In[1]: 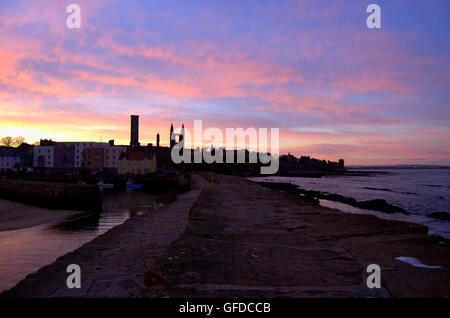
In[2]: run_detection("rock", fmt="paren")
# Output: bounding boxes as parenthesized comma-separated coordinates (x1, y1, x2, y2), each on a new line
(428, 212, 450, 221)
(324, 193, 358, 206)
(257, 181, 408, 215)
(364, 187, 394, 192)
(256, 182, 300, 195)
(357, 199, 408, 215)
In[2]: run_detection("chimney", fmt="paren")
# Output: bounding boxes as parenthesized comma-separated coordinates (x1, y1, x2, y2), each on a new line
(130, 115, 140, 148)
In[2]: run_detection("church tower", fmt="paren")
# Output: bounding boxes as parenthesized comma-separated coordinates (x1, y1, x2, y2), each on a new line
(179, 123, 184, 143)
(179, 124, 185, 155)
(170, 123, 175, 148)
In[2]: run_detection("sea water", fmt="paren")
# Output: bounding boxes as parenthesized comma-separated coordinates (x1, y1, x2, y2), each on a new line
(252, 168, 450, 238)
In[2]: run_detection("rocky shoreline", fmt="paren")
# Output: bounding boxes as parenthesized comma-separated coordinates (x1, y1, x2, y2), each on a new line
(257, 180, 450, 224)
(2, 174, 449, 298)
(257, 181, 409, 215)
(428, 212, 450, 221)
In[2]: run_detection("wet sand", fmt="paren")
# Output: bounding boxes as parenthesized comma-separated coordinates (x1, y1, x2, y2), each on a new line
(2, 174, 449, 298)
(0, 199, 78, 232)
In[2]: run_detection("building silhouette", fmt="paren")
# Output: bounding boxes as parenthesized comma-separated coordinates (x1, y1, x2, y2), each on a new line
(26, 115, 347, 176)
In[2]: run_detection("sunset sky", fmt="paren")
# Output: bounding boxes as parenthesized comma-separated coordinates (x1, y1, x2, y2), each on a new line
(1, 0, 449, 165)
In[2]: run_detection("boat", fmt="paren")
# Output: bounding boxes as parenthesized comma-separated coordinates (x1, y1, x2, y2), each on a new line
(126, 178, 143, 190)
(97, 180, 114, 189)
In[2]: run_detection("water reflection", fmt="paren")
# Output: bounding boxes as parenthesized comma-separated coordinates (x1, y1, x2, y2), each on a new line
(0, 189, 160, 293)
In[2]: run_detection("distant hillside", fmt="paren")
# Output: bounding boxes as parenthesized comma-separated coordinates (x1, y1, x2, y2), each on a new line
(347, 165, 450, 170)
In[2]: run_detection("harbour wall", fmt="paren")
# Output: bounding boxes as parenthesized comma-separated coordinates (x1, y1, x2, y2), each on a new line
(0, 179, 101, 211)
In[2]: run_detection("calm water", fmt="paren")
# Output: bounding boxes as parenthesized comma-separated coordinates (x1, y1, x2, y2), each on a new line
(0, 189, 160, 293)
(252, 169, 450, 238)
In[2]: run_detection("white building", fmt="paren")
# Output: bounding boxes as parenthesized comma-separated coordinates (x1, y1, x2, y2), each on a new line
(72, 142, 125, 172)
(73, 142, 107, 168)
(33, 146, 54, 168)
(0, 151, 20, 171)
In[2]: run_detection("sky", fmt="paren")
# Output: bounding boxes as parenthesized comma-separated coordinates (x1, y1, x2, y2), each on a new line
(0, 0, 449, 165)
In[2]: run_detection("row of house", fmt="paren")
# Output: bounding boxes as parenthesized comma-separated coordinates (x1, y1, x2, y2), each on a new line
(32, 139, 159, 175)
(33, 139, 128, 174)
(1, 142, 158, 176)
